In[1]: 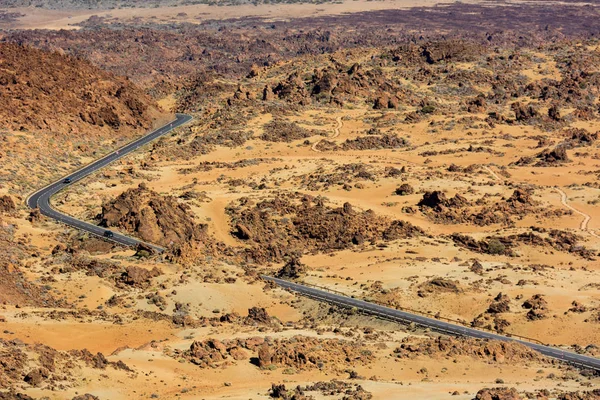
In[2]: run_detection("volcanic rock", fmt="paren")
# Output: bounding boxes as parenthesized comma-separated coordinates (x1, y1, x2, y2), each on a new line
(117, 266, 162, 289)
(395, 184, 415, 196)
(134, 242, 156, 258)
(228, 195, 423, 263)
(511, 101, 540, 123)
(470, 260, 484, 275)
(393, 336, 545, 364)
(522, 294, 548, 320)
(569, 301, 587, 313)
(488, 293, 511, 314)
(474, 387, 522, 400)
(100, 184, 207, 247)
(0, 196, 15, 214)
(0, 43, 162, 135)
(256, 336, 374, 371)
(276, 257, 307, 279)
(71, 395, 100, 400)
(557, 389, 600, 400)
(246, 307, 271, 325)
(535, 146, 570, 165)
(418, 278, 461, 297)
(260, 120, 320, 142)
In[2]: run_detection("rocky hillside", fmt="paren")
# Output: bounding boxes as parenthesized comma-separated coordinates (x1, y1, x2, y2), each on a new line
(0, 42, 163, 136)
(0, 42, 169, 195)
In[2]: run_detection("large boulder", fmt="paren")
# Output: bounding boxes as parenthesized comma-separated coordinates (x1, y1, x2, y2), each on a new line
(474, 387, 522, 400)
(117, 266, 161, 289)
(0, 196, 16, 214)
(99, 184, 207, 247)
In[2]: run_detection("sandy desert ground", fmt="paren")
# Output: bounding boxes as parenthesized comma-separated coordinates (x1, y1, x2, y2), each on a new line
(0, 0, 473, 30)
(1, 1, 600, 399)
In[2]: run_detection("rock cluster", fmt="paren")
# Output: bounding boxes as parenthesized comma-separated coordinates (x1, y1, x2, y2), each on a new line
(257, 336, 374, 371)
(219, 307, 274, 326)
(295, 163, 377, 192)
(392, 336, 546, 364)
(450, 228, 595, 259)
(417, 278, 462, 297)
(0, 339, 131, 391)
(0, 43, 161, 135)
(116, 266, 162, 290)
(522, 294, 549, 320)
(0, 196, 16, 214)
(100, 184, 207, 247)
(180, 335, 372, 372)
(269, 380, 373, 400)
(419, 189, 549, 227)
(471, 293, 512, 332)
(316, 134, 409, 151)
(0, 221, 65, 307)
(474, 388, 521, 400)
(261, 120, 323, 142)
(394, 184, 414, 196)
(266, 63, 415, 109)
(276, 257, 307, 279)
(228, 194, 424, 262)
(184, 338, 249, 368)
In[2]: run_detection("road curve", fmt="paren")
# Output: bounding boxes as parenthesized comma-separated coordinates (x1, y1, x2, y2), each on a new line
(25, 112, 600, 372)
(263, 275, 600, 372)
(27, 113, 193, 253)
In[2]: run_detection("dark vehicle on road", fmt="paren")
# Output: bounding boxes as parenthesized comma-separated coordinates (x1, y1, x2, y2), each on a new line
(27, 114, 191, 253)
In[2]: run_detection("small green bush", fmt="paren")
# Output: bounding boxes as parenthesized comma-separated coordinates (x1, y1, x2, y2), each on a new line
(421, 105, 436, 114)
(487, 239, 506, 255)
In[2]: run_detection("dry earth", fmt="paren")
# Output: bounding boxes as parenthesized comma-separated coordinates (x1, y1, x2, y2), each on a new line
(1, 2, 600, 399)
(1, 0, 463, 30)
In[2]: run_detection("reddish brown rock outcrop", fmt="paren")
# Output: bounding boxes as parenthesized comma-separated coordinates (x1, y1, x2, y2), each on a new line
(227, 194, 424, 262)
(474, 388, 522, 400)
(257, 336, 374, 371)
(116, 266, 162, 289)
(0, 196, 16, 214)
(0, 43, 163, 135)
(522, 294, 549, 320)
(260, 120, 322, 142)
(395, 183, 414, 196)
(557, 389, 600, 400)
(417, 278, 462, 297)
(0, 339, 131, 391)
(100, 184, 207, 247)
(393, 336, 546, 364)
(184, 339, 248, 368)
(276, 257, 307, 279)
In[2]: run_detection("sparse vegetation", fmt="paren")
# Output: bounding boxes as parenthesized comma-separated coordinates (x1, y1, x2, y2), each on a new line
(1, 1, 600, 398)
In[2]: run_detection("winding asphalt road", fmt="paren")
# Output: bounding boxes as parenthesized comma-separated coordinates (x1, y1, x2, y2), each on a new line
(262, 276, 600, 372)
(25, 111, 600, 373)
(27, 113, 193, 253)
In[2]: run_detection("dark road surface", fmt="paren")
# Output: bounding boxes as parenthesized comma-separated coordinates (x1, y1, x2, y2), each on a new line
(263, 275, 600, 372)
(27, 113, 193, 253)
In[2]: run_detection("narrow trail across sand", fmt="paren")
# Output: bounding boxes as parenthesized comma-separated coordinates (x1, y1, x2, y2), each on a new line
(483, 165, 598, 239)
(309, 117, 421, 166)
(311, 116, 343, 153)
(554, 187, 599, 238)
(483, 165, 502, 181)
